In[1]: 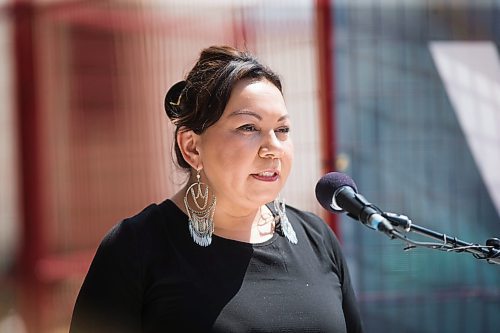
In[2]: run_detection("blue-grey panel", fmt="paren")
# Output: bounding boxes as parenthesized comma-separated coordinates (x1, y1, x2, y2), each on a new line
(334, 2, 500, 333)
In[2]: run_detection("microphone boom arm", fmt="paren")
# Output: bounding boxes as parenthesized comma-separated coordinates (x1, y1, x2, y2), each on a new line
(382, 211, 500, 265)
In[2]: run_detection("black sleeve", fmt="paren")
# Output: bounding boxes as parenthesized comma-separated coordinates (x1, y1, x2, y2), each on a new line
(325, 224, 364, 333)
(70, 220, 143, 333)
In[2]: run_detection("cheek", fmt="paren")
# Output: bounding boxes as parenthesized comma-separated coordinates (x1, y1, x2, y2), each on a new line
(282, 142, 294, 174)
(202, 136, 258, 172)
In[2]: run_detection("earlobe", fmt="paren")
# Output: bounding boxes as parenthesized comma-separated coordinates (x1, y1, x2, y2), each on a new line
(177, 127, 202, 169)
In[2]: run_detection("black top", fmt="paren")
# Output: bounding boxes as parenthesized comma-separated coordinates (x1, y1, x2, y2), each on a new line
(70, 200, 363, 333)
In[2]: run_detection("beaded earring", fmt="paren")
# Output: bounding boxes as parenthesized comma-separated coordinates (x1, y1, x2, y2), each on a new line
(274, 196, 297, 244)
(184, 170, 217, 246)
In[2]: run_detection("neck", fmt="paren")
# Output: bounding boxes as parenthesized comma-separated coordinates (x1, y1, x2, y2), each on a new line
(170, 189, 275, 243)
(212, 204, 275, 243)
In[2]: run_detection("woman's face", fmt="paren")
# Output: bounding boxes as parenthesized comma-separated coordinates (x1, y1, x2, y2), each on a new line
(197, 78, 293, 214)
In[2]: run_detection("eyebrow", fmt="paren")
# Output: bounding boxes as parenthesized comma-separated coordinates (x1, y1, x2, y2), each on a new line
(228, 110, 289, 122)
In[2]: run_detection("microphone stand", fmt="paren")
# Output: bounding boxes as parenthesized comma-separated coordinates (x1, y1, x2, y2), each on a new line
(380, 212, 500, 265)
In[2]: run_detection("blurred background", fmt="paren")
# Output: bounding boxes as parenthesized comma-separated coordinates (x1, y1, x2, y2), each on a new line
(0, 0, 499, 332)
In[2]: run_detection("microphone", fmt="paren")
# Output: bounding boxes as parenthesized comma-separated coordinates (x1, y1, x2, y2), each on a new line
(315, 172, 394, 234)
(315, 172, 500, 264)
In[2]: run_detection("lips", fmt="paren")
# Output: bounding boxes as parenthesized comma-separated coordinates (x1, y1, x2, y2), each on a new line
(251, 170, 280, 182)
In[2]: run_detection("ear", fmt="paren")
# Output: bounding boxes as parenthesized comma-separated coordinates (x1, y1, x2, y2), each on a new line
(177, 127, 202, 170)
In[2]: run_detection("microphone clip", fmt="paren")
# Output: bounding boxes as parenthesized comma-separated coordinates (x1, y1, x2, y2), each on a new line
(347, 193, 395, 236)
(382, 212, 412, 232)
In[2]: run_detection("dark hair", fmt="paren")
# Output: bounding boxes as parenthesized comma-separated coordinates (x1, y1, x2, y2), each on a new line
(164, 45, 283, 170)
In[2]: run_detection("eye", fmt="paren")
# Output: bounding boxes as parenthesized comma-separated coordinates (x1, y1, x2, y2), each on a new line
(276, 126, 290, 134)
(275, 126, 290, 140)
(238, 124, 258, 132)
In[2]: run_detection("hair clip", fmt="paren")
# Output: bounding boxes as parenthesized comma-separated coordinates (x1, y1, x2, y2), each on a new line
(164, 81, 188, 119)
(169, 93, 182, 106)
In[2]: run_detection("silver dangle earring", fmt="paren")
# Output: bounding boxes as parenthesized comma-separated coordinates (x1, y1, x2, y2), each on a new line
(184, 169, 216, 246)
(274, 196, 298, 244)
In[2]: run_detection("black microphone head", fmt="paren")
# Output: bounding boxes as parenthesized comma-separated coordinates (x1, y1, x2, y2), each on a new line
(315, 172, 358, 213)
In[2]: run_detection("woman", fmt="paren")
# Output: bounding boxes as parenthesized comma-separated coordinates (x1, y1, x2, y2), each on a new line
(70, 45, 363, 332)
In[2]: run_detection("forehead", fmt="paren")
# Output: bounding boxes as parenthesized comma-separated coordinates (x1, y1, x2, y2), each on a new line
(221, 78, 287, 119)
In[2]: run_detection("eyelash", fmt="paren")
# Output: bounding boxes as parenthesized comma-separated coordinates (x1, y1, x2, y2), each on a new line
(276, 127, 290, 133)
(237, 125, 291, 134)
(239, 124, 258, 132)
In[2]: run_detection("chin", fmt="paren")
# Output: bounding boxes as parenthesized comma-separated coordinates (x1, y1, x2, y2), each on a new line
(253, 193, 280, 206)
(242, 184, 284, 207)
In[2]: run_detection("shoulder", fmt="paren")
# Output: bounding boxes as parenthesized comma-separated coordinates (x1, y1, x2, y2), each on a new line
(83, 202, 174, 290)
(97, 199, 189, 267)
(93, 202, 168, 271)
(102, 201, 170, 247)
(285, 205, 338, 242)
(285, 205, 346, 272)
(111, 202, 163, 233)
(100, 202, 161, 244)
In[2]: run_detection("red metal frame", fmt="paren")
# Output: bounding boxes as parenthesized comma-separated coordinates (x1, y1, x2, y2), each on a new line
(315, 0, 339, 236)
(12, 1, 47, 331)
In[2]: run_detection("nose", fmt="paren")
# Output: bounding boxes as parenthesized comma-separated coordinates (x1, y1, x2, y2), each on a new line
(258, 131, 283, 159)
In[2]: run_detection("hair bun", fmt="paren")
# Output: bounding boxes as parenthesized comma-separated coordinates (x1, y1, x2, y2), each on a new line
(164, 80, 187, 120)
